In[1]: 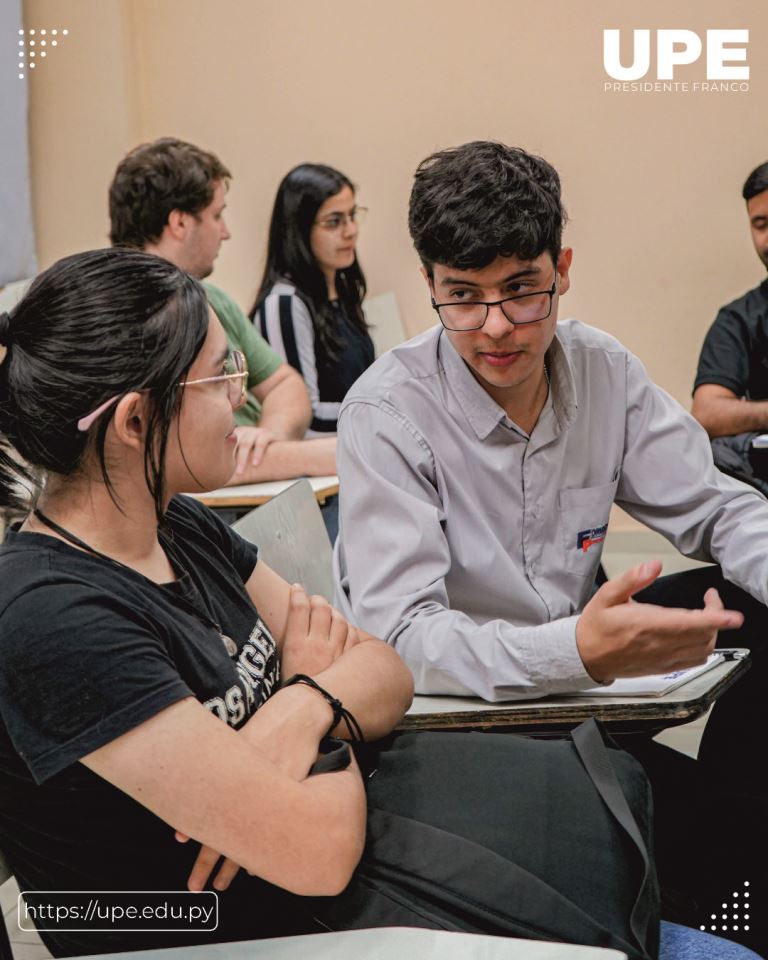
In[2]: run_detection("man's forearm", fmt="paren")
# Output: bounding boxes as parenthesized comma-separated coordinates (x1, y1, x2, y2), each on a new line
(257, 377, 312, 439)
(227, 437, 337, 484)
(354, 597, 591, 701)
(692, 394, 768, 438)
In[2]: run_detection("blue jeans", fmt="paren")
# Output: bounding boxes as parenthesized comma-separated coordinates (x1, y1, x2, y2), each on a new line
(660, 921, 764, 959)
(320, 493, 339, 544)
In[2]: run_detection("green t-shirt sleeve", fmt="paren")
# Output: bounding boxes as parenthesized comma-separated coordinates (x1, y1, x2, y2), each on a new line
(204, 282, 283, 386)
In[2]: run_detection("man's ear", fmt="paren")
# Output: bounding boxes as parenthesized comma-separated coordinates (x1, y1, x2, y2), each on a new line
(556, 247, 573, 296)
(111, 392, 149, 451)
(166, 209, 190, 243)
(420, 264, 435, 298)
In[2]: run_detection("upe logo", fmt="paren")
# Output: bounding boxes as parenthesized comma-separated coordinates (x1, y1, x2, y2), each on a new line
(603, 29, 749, 81)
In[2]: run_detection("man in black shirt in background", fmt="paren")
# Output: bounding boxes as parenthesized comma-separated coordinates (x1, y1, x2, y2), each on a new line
(692, 162, 768, 491)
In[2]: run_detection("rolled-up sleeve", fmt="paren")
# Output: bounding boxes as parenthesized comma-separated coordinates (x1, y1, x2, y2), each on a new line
(693, 308, 750, 396)
(336, 399, 594, 701)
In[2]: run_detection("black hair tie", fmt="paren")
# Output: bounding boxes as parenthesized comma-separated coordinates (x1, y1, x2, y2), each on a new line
(282, 673, 364, 742)
(0, 311, 11, 348)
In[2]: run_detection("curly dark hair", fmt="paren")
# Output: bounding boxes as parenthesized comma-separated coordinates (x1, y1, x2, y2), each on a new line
(408, 141, 567, 274)
(743, 162, 768, 203)
(109, 138, 231, 248)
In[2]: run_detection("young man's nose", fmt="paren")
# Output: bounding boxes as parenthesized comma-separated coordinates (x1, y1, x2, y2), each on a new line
(483, 302, 513, 337)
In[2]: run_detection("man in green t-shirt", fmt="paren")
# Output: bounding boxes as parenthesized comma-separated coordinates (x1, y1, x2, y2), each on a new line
(108, 138, 336, 484)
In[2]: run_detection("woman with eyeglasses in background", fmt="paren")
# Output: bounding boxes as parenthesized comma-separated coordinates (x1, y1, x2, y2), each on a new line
(250, 164, 375, 439)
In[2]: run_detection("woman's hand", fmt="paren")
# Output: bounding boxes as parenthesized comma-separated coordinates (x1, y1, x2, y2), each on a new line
(281, 584, 362, 680)
(177, 681, 345, 892)
(175, 832, 240, 892)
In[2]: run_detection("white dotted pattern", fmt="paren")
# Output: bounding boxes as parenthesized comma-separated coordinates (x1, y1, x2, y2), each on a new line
(699, 882, 754, 935)
(15, 27, 68, 79)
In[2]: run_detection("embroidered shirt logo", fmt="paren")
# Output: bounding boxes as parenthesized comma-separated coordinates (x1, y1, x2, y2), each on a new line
(577, 524, 608, 553)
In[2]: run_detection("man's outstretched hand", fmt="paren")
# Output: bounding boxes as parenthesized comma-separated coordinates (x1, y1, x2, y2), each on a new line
(576, 560, 743, 683)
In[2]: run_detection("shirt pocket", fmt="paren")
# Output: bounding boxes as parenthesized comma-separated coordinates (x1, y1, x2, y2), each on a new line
(557, 480, 618, 578)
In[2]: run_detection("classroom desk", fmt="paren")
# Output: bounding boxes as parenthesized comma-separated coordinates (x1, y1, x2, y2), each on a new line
(194, 475, 339, 509)
(399, 650, 750, 735)
(70, 926, 627, 960)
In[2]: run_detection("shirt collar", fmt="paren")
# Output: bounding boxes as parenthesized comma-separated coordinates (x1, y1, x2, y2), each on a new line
(438, 327, 579, 441)
(547, 332, 579, 432)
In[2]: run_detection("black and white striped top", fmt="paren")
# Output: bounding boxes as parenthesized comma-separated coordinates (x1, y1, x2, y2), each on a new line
(256, 281, 375, 437)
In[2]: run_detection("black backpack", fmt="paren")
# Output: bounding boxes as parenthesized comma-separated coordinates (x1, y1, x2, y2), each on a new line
(312, 719, 660, 959)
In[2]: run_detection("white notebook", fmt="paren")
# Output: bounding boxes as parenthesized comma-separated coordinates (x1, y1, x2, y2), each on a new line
(572, 653, 725, 698)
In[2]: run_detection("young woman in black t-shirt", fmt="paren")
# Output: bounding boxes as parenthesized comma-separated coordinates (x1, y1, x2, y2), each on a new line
(0, 249, 409, 955)
(0, 250, 754, 960)
(250, 164, 375, 438)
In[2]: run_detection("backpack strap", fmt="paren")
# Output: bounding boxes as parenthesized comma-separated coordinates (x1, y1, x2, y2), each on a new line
(572, 718, 659, 958)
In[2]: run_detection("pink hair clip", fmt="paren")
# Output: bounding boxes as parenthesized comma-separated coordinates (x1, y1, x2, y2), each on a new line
(77, 395, 120, 432)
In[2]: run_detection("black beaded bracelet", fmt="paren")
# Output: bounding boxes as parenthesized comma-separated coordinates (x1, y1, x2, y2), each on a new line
(282, 673, 364, 742)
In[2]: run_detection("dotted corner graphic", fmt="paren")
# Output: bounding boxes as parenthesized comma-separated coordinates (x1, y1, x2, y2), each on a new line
(17, 27, 69, 79)
(699, 881, 751, 935)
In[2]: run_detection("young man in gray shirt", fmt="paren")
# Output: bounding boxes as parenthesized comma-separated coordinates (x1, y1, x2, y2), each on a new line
(334, 141, 767, 952)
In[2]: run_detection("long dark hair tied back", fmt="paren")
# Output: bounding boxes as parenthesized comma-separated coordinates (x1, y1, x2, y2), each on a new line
(0, 248, 209, 522)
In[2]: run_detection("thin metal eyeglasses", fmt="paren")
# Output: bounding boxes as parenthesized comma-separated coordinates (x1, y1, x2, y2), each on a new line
(431, 277, 558, 332)
(314, 206, 368, 231)
(76, 350, 249, 432)
(179, 349, 248, 409)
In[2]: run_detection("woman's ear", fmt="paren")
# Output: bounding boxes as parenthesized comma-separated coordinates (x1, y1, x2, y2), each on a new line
(111, 392, 149, 450)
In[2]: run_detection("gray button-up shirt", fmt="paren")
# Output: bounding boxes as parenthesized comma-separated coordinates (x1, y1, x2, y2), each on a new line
(334, 320, 768, 701)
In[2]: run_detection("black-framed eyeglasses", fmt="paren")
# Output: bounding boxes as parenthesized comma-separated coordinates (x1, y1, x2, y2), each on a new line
(431, 278, 558, 332)
(314, 207, 368, 231)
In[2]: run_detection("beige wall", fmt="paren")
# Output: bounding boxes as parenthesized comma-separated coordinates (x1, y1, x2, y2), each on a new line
(23, 0, 768, 406)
